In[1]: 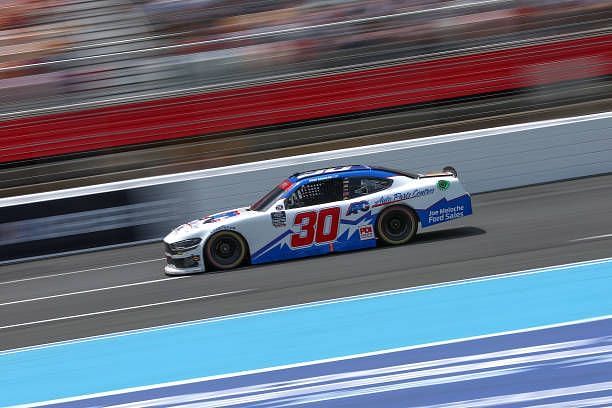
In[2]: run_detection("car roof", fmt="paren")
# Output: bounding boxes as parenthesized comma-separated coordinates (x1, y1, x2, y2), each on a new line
(288, 165, 417, 183)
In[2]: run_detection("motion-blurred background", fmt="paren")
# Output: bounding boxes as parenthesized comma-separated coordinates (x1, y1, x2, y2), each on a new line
(1, 4, 611, 405)
(0, 0, 611, 196)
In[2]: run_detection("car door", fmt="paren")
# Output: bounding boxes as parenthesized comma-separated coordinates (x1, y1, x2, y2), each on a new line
(283, 177, 347, 259)
(338, 176, 394, 247)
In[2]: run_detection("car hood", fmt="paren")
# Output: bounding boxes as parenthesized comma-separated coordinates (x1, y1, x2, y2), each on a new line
(164, 207, 253, 243)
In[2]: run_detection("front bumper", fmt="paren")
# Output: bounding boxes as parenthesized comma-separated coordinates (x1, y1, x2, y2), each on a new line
(165, 261, 204, 275)
(164, 243, 206, 275)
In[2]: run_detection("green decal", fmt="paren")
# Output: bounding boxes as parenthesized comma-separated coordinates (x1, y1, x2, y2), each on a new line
(437, 180, 450, 191)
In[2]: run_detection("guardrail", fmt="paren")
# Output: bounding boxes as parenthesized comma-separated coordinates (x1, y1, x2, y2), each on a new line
(1, 33, 611, 165)
(1, 111, 610, 264)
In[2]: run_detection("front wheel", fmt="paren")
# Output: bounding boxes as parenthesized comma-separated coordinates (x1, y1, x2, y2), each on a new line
(376, 205, 418, 245)
(205, 231, 248, 270)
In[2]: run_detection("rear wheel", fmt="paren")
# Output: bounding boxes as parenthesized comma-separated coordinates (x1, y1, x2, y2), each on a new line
(376, 205, 418, 245)
(205, 231, 248, 270)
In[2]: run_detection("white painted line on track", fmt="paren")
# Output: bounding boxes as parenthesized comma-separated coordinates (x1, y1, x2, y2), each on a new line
(0, 277, 188, 307)
(0, 290, 250, 331)
(0, 258, 164, 286)
(3, 256, 612, 355)
(571, 233, 612, 242)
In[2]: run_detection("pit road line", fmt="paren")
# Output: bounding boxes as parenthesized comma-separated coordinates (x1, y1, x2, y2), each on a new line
(0, 290, 251, 331)
(0, 258, 164, 286)
(0, 277, 188, 307)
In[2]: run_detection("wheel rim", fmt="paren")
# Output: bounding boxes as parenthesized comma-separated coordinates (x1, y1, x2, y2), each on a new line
(210, 235, 242, 266)
(382, 210, 413, 242)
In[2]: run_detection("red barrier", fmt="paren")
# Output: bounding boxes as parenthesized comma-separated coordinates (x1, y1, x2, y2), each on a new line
(1, 34, 611, 164)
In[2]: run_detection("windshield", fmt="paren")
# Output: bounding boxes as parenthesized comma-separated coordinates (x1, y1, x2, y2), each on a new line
(250, 179, 293, 211)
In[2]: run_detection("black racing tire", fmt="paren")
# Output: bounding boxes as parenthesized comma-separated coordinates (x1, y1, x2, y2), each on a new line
(205, 231, 248, 270)
(376, 205, 418, 245)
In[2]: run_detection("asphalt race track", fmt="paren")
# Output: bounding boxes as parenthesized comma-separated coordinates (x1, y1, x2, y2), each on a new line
(1, 174, 611, 351)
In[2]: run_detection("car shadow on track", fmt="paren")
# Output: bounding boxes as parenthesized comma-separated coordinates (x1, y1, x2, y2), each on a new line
(220, 226, 487, 275)
(414, 226, 486, 244)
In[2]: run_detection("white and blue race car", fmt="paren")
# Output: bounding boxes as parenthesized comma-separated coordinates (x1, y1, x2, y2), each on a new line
(164, 165, 472, 274)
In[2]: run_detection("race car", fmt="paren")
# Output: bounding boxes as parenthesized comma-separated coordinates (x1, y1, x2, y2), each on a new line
(164, 165, 472, 275)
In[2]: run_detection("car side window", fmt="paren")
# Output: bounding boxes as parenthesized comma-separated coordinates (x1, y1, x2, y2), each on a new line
(286, 178, 344, 209)
(345, 177, 392, 199)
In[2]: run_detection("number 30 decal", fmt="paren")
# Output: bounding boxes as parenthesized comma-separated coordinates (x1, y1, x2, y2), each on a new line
(291, 207, 341, 247)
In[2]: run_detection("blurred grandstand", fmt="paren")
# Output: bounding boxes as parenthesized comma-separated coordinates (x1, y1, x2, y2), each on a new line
(0, 0, 610, 197)
(1, 0, 610, 114)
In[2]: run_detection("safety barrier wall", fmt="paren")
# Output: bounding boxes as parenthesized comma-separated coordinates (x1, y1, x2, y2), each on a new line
(1, 34, 611, 164)
(0, 111, 610, 263)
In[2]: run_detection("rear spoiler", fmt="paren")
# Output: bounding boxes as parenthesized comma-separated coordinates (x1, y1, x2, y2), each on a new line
(418, 166, 458, 178)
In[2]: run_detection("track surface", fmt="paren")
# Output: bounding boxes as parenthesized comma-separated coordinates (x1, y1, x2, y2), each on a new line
(1, 174, 611, 351)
